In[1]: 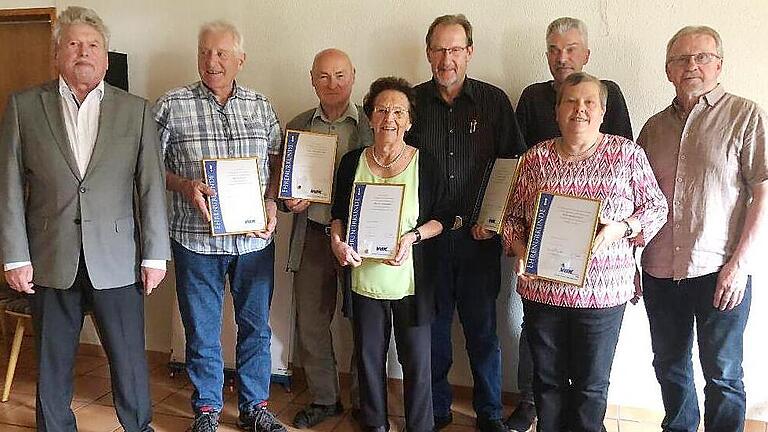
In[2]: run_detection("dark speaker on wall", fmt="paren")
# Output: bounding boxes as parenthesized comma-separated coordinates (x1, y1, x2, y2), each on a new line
(106, 51, 129, 92)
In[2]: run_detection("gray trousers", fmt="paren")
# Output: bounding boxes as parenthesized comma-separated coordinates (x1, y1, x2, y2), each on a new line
(294, 225, 358, 406)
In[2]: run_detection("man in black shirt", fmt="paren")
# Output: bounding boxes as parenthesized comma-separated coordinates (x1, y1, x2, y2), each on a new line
(516, 17, 633, 147)
(406, 14, 526, 432)
(505, 17, 633, 432)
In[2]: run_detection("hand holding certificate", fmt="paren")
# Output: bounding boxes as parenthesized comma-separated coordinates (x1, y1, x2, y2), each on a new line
(203, 158, 267, 236)
(346, 183, 405, 260)
(279, 130, 338, 203)
(476, 158, 520, 232)
(524, 192, 601, 287)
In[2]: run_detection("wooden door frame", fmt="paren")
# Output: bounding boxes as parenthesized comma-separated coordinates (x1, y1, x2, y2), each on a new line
(0, 7, 57, 80)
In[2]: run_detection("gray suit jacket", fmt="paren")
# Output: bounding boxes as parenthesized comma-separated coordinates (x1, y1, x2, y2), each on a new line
(0, 81, 171, 289)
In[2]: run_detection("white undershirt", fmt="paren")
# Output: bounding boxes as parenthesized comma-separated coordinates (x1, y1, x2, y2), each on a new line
(4, 78, 165, 272)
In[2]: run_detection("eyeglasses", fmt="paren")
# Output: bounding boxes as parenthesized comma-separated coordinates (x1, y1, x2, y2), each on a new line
(666, 52, 722, 67)
(428, 46, 468, 57)
(373, 106, 409, 119)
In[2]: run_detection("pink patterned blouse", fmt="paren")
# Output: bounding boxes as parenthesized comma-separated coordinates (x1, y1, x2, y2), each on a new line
(503, 135, 668, 308)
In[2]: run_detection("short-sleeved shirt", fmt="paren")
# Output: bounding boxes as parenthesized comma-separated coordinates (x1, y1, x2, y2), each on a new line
(407, 78, 526, 222)
(638, 85, 768, 279)
(516, 80, 633, 147)
(154, 81, 282, 255)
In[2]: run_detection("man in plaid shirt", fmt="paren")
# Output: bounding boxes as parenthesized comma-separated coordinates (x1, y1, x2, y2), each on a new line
(153, 20, 284, 432)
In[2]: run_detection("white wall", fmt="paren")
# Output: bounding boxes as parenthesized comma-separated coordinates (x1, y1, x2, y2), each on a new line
(2, 0, 766, 420)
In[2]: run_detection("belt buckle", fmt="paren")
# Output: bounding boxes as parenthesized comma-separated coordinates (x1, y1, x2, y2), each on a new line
(451, 215, 463, 230)
(324, 226, 331, 236)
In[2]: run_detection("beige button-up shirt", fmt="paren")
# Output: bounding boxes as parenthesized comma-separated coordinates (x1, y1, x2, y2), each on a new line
(638, 85, 768, 280)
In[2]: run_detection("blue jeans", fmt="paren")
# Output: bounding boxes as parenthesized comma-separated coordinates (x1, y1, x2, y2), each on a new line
(431, 229, 503, 420)
(524, 300, 625, 432)
(643, 272, 751, 432)
(172, 240, 275, 414)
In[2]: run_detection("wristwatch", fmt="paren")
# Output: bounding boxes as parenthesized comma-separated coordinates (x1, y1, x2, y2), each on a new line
(409, 227, 422, 244)
(622, 220, 633, 238)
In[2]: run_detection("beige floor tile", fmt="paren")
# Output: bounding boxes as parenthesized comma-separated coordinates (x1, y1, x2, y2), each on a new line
(745, 419, 768, 432)
(620, 420, 661, 432)
(605, 403, 619, 420)
(620, 405, 665, 423)
(0, 425, 35, 431)
(0, 391, 36, 428)
(603, 418, 619, 432)
(73, 403, 121, 432)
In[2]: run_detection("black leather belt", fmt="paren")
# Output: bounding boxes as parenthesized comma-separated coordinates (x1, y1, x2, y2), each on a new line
(307, 219, 331, 236)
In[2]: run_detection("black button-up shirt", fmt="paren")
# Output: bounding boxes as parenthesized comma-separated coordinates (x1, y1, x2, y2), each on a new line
(407, 77, 526, 222)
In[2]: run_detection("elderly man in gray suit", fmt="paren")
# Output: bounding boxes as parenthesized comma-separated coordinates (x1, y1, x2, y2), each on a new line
(0, 6, 170, 432)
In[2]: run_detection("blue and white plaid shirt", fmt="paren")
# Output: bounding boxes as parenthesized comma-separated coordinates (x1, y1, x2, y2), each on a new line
(154, 81, 282, 255)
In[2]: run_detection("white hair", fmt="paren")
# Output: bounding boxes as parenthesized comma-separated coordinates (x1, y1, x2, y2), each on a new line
(53, 6, 110, 49)
(199, 20, 245, 54)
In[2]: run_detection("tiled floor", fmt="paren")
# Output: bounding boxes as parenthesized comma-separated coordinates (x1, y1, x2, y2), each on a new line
(0, 338, 766, 431)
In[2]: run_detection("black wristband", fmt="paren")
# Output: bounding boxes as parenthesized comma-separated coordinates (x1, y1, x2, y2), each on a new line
(409, 227, 422, 244)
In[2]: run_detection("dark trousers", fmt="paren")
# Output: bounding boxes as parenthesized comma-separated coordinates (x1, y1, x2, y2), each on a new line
(431, 229, 503, 420)
(31, 258, 152, 432)
(352, 292, 433, 432)
(643, 272, 751, 432)
(524, 300, 625, 432)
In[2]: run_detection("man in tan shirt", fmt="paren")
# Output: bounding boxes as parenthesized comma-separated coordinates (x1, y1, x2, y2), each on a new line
(638, 26, 768, 432)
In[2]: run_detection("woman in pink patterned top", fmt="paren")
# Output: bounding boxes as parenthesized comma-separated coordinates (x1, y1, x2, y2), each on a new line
(502, 72, 667, 432)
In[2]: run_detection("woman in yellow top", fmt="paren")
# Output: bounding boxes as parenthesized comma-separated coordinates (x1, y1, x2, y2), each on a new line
(330, 77, 452, 432)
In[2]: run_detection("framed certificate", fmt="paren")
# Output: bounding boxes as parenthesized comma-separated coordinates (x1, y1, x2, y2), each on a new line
(476, 158, 520, 232)
(346, 183, 405, 260)
(524, 192, 601, 287)
(278, 129, 338, 204)
(203, 158, 267, 236)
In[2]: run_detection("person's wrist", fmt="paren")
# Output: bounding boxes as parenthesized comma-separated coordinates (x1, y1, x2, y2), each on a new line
(408, 227, 422, 244)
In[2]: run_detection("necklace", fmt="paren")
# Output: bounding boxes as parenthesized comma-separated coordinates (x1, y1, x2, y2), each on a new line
(559, 135, 601, 158)
(371, 143, 406, 169)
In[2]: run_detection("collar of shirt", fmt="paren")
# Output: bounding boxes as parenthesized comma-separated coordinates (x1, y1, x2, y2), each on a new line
(194, 80, 240, 106)
(425, 76, 478, 104)
(58, 76, 105, 106)
(312, 102, 359, 124)
(672, 83, 726, 117)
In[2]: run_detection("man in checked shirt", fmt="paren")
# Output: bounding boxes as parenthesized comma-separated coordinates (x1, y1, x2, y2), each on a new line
(153, 20, 285, 432)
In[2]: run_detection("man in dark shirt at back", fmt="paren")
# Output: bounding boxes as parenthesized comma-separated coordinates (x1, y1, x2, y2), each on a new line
(407, 13, 526, 432)
(505, 16, 633, 432)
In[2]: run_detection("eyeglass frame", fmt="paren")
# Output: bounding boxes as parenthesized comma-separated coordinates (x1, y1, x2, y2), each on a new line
(666, 52, 722, 67)
(427, 46, 469, 57)
(372, 105, 410, 119)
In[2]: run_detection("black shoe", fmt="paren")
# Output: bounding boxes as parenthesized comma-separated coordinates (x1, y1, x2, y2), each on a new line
(238, 405, 287, 432)
(477, 417, 510, 432)
(434, 412, 453, 430)
(189, 410, 219, 432)
(292, 401, 344, 428)
(504, 402, 536, 432)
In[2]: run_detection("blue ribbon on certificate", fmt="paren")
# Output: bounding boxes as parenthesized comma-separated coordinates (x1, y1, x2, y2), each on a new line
(204, 160, 227, 235)
(525, 192, 554, 275)
(279, 131, 299, 198)
(347, 184, 366, 252)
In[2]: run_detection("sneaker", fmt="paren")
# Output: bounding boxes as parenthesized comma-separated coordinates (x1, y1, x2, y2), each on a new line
(189, 409, 219, 432)
(434, 412, 453, 430)
(477, 417, 510, 432)
(504, 402, 536, 432)
(292, 401, 343, 428)
(238, 404, 287, 432)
